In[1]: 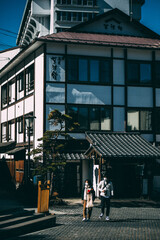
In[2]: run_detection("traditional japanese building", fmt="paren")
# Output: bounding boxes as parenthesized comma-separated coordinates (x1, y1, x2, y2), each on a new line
(1, 7, 160, 197)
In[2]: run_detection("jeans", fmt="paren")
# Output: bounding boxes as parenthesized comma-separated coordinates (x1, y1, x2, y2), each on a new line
(101, 196, 110, 216)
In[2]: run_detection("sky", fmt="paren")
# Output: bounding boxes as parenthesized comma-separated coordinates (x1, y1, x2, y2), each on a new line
(0, 0, 160, 51)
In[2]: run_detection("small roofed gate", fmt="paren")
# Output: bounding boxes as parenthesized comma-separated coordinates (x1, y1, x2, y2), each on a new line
(85, 132, 160, 198)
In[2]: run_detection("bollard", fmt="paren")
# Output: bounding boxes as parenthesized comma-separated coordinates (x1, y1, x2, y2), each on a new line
(37, 180, 50, 213)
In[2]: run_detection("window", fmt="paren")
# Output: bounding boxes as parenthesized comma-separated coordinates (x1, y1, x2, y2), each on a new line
(1, 84, 7, 108)
(127, 62, 151, 84)
(17, 72, 24, 92)
(26, 64, 34, 93)
(67, 57, 111, 84)
(8, 121, 15, 141)
(18, 118, 23, 134)
(62, 12, 67, 21)
(57, 12, 61, 21)
(155, 62, 160, 85)
(8, 79, 15, 105)
(72, 12, 77, 21)
(68, 106, 111, 131)
(127, 110, 152, 131)
(155, 109, 160, 132)
(1, 123, 7, 142)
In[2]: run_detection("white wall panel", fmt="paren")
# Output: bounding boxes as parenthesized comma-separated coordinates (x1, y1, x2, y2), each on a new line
(35, 51, 44, 148)
(113, 48, 124, 58)
(25, 96, 34, 114)
(67, 84, 111, 105)
(46, 43, 65, 54)
(113, 60, 125, 85)
(128, 87, 153, 107)
(113, 87, 125, 105)
(16, 101, 23, 118)
(113, 107, 125, 132)
(67, 45, 111, 57)
(8, 106, 15, 121)
(1, 109, 7, 123)
(141, 134, 153, 142)
(127, 49, 152, 60)
(156, 88, 160, 107)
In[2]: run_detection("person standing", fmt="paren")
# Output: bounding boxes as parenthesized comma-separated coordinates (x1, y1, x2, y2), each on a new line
(98, 174, 114, 221)
(82, 179, 95, 221)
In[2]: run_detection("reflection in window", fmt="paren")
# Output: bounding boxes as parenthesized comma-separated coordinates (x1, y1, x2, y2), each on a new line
(101, 108, 111, 130)
(79, 59, 88, 82)
(90, 108, 99, 130)
(68, 106, 111, 131)
(1, 84, 7, 108)
(127, 62, 152, 84)
(46, 83, 65, 103)
(46, 105, 65, 131)
(140, 64, 151, 83)
(90, 60, 99, 82)
(79, 108, 88, 129)
(140, 111, 152, 131)
(127, 110, 139, 131)
(100, 60, 111, 83)
(1, 123, 7, 142)
(127, 63, 139, 83)
(67, 58, 78, 81)
(127, 110, 152, 131)
(155, 62, 160, 85)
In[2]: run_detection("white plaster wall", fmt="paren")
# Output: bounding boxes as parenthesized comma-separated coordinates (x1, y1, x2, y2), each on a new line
(113, 48, 124, 58)
(46, 43, 65, 54)
(156, 88, 160, 107)
(128, 87, 153, 107)
(16, 101, 24, 118)
(127, 49, 152, 60)
(113, 87, 125, 105)
(24, 96, 34, 114)
(8, 106, 15, 121)
(113, 60, 125, 85)
(113, 107, 125, 132)
(67, 84, 111, 105)
(67, 45, 111, 57)
(1, 109, 7, 123)
(34, 49, 44, 148)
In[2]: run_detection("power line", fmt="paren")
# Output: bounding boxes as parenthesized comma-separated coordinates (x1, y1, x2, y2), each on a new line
(0, 42, 14, 48)
(0, 32, 17, 38)
(0, 28, 17, 35)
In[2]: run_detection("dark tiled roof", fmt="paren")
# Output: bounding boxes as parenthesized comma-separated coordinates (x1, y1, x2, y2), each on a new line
(58, 153, 86, 161)
(6, 147, 25, 155)
(86, 132, 160, 158)
(39, 32, 160, 49)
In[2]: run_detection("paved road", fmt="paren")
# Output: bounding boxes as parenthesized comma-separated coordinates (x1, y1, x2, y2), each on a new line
(8, 199, 160, 240)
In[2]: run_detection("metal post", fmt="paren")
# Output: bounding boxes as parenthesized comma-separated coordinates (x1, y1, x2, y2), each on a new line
(27, 119, 31, 180)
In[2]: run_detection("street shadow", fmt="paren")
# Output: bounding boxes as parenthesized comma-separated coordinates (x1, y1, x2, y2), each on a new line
(110, 200, 160, 208)
(90, 218, 160, 223)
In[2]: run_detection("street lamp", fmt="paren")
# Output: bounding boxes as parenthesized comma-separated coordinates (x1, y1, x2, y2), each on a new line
(24, 114, 36, 181)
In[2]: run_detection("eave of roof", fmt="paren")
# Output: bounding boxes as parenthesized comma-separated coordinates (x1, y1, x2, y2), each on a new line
(85, 132, 160, 159)
(39, 32, 160, 49)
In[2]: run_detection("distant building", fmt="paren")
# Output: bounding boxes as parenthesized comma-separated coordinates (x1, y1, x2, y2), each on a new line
(1, 6, 160, 198)
(16, 0, 145, 47)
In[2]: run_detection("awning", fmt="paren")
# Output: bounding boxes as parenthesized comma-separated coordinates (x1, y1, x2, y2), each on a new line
(86, 132, 160, 158)
(0, 141, 16, 153)
(6, 147, 25, 155)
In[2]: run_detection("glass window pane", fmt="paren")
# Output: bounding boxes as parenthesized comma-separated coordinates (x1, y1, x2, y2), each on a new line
(140, 111, 152, 131)
(127, 110, 139, 131)
(155, 62, 160, 85)
(90, 60, 99, 82)
(156, 110, 160, 132)
(79, 107, 88, 130)
(67, 106, 78, 123)
(46, 105, 65, 131)
(127, 63, 139, 83)
(100, 60, 111, 83)
(140, 63, 151, 83)
(67, 58, 78, 81)
(46, 83, 65, 103)
(1, 84, 7, 108)
(101, 108, 111, 130)
(79, 59, 88, 82)
(90, 108, 99, 130)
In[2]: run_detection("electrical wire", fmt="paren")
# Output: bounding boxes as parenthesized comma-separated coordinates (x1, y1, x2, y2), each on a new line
(0, 32, 17, 38)
(0, 28, 17, 35)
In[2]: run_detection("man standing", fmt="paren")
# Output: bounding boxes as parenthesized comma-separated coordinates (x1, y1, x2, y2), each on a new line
(98, 174, 114, 221)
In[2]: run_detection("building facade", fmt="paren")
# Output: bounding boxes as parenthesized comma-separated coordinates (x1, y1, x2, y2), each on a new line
(1, 8, 160, 197)
(16, 0, 145, 46)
